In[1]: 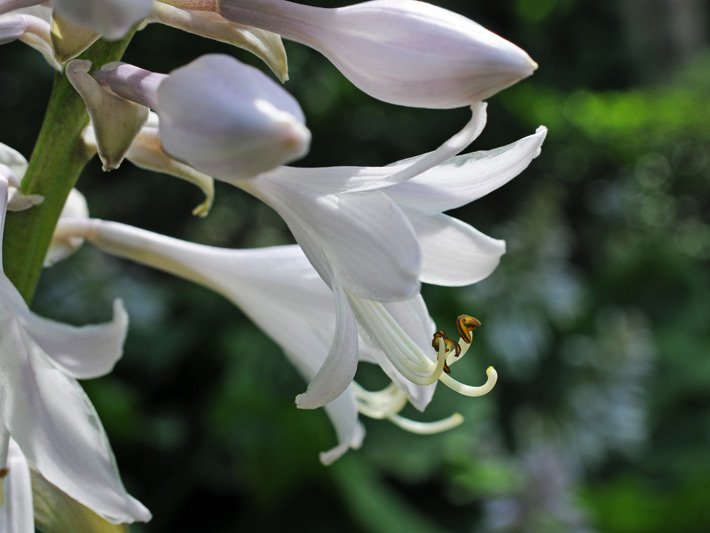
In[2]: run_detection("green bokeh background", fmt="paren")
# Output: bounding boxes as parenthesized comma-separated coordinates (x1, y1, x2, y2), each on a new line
(1, 1, 710, 531)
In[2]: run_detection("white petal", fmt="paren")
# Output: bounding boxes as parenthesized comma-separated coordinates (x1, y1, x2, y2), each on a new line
(295, 285, 359, 409)
(387, 126, 548, 214)
(45, 188, 89, 266)
(57, 219, 366, 457)
(157, 54, 309, 181)
(256, 102, 487, 194)
(353, 294, 437, 411)
(319, 390, 365, 465)
(0, 318, 150, 524)
(20, 299, 128, 379)
(54, 0, 151, 40)
(404, 210, 506, 286)
(247, 178, 421, 301)
(0, 142, 27, 179)
(0, 440, 33, 533)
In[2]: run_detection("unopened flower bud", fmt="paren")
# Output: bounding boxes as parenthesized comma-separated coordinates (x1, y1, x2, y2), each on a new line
(217, 0, 537, 109)
(157, 54, 310, 181)
(94, 54, 310, 181)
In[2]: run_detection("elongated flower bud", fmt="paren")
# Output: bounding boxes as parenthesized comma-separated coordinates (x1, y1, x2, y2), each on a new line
(93, 54, 310, 180)
(217, 0, 537, 108)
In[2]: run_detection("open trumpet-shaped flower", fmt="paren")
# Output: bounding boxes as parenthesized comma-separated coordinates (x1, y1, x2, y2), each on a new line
(71, 54, 310, 180)
(0, 0, 151, 40)
(53, 219, 478, 464)
(0, 176, 150, 525)
(59, 108, 545, 411)
(215, 0, 537, 108)
(234, 105, 546, 407)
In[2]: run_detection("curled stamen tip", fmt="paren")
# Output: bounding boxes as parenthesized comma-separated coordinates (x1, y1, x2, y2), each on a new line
(486, 366, 498, 381)
(456, 314, 481, 344)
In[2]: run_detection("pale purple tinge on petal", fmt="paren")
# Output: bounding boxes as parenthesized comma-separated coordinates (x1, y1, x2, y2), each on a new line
(0, 318, 151, 524)
(218, 0, 536, 108)
(0, 13, 25, 43)
(0, 440, 33, 533)
(53, 0, 152, 40)
(0, 11, 59, 69)
(157, 54, 310, 181)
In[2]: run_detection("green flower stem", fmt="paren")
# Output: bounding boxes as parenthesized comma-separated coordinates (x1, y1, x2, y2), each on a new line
(2, 35, 134, 304)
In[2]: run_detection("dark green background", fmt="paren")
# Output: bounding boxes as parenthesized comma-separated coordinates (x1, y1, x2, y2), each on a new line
(1, 1, 709, 531)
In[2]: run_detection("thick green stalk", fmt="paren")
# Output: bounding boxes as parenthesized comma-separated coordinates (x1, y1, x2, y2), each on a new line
(2, 35, 134, 304)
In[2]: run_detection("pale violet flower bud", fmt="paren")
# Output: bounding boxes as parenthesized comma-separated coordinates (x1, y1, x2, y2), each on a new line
(217, 0, 538, 108)
(0, 0, 151, 39)
(91, 54, 311, 181)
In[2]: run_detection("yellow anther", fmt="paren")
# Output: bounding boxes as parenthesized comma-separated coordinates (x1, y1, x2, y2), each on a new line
(431, 330, 461, 357)
(456, 314, 481, 344)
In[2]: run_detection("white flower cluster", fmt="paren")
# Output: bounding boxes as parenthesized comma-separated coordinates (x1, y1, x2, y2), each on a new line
(0, 0, 546, 529)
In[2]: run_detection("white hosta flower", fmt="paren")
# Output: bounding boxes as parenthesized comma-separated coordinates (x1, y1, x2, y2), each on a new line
(77, 54, 311, 180)
(0, 6, 60, 70)
(53, 219, 470, 464)
(0, 0, 152, 40)
(217, 0, 537, 108)
(0, 177, 151, 525)
(235, 105, 546, 407)
(66, 105, 546, 410)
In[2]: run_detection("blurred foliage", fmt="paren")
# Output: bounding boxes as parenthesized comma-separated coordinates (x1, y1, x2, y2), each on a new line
(2, 0, 710, 531)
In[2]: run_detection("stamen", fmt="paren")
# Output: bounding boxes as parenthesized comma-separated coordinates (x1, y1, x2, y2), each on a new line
(432, 330, 461, 357)
(0, 467, 7, 479)
(387, 413, 464, 434)
(456, 314, 481, 344)
(440, 366, 498, 397)
(353, 382, 465, 435)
